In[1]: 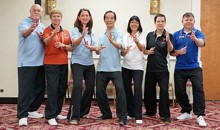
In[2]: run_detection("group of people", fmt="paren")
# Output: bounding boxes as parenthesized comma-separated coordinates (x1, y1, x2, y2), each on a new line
(17, 4, 207, 127)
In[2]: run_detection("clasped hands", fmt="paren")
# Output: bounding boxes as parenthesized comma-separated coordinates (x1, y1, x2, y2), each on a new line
(54, 42, 66, 48)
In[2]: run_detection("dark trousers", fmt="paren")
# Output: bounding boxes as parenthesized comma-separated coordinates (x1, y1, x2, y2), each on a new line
(96, 71, 127, 121)
(67, 63, 95, 121)
(122, 67, 143, 120)
(44, 64, 68, 119)
(174, 67, 205, 116)
(144, 71, 170, 118)
(17, 66, 45, 119)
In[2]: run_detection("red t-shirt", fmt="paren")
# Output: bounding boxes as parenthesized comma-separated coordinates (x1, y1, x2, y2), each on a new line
(43, 26, 72, 64)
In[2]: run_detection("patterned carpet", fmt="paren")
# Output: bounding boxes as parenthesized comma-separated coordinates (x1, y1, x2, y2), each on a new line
(0, 101, 220, 130)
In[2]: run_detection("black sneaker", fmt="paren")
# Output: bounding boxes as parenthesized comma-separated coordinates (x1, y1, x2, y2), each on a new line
(164, 117, 171, 123)
(97, 115, 112, 120)
(119, 120, 126, 126)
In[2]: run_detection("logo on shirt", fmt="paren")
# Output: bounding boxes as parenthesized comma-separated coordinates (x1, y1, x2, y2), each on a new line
(64, 34, 69, 38)
(179, 35, 184, 38)
(161, 38, 166, 44)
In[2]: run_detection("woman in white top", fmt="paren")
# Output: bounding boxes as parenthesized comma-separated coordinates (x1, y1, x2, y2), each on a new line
(121, 16, 146, 124)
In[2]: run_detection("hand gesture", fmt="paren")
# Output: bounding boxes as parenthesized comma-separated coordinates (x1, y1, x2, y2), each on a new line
(83, 41, 93, 50)
(54, 42, 65, 48)
(107, 31, 114, 43)
(96, 44, 106, 51)
(179, 46, 187, 55)
(95, 44, 106, 54)
(188, 30, 197, 42)
(36, 31, 43, 40)
(52, 25, 60, 34)
(148, 47, 155, 55)
(131, 34, 138, 43)
(82, 25, 88, 37)
(124, 45, 132, 53)
(165, 31, 170, 43)
(30, 20, 39, 31)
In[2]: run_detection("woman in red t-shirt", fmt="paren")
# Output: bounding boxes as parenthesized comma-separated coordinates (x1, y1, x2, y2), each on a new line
(42, 8, 72, 126)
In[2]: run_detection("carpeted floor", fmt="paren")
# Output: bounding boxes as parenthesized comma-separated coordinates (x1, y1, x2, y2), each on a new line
(0, 101, 220, 130)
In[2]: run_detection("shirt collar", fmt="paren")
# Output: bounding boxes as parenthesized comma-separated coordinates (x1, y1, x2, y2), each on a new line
(27, 17, 40, 23)
(50, 24, 63, 32)
(129, 31, 140, 37)
(153, 29, 166, 37)
(104, 27, 117, 35)
(181, 27, 196, 34)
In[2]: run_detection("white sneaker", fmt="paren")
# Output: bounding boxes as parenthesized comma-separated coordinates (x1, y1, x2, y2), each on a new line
(28, 111, 43, 118)
(196, 116, 207, 127)
(19, 118, 28, 126)
(136, 120, 143, 124)
(48, 118, 58, 126)
(56, 114, 67, 120)
(177, 112, 192, 120)
(82, 115, 87, 118)
(127, 116, 133, 119)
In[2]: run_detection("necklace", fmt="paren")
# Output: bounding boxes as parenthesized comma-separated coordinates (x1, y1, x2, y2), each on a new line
(83, 34, 92, 46)
(127, 32, 141, 52)
(55, 31, 64, 44)
(179, 30, 196, 46)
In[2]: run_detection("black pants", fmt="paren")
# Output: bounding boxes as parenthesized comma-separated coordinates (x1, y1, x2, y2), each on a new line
(122, 67, 143, 120)
(67, 63, 95, 121)
(17, 66, 45, 119)
(96, 71, 127, 121)
(44, 64, 68, 119)
(144, 71, 170, 118)
(174, 67, 205, 116)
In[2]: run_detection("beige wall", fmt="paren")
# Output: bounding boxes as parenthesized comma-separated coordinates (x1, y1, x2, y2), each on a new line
(41, 0, 192, 38)
(0, 0, 34, 97)
(0, 0, 197, 97)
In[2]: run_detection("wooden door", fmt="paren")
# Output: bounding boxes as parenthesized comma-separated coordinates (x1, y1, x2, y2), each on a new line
(201, 0, 220, 100)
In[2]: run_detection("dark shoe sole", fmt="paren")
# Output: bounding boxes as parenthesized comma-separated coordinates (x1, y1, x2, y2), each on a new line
(143, 113, 156, 117)
(164, 118, 171, 123)
(97, 115, 112, 120)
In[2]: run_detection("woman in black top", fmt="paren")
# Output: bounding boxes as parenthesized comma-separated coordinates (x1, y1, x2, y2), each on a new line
(143, 14, 173, 123)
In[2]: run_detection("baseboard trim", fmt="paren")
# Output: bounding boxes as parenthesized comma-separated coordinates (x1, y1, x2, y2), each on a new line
(0, 97, 17, 104)
(0, 98, 48, 104)
(0, 97, 177, 104)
